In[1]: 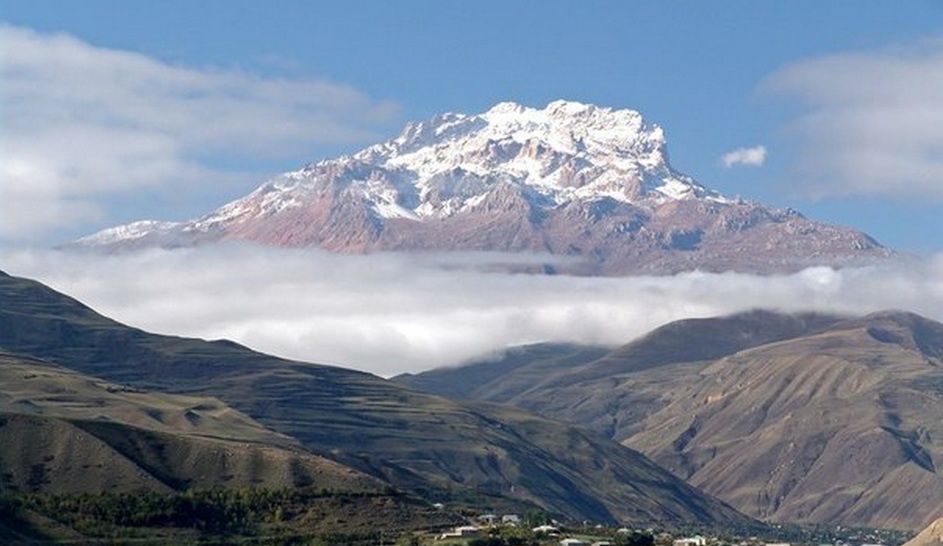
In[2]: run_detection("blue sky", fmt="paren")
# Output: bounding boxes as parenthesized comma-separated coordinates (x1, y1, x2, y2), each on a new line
(2, 0, 943, 252)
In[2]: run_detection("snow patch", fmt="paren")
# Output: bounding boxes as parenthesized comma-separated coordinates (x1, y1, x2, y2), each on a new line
(77, 220, 180, 245)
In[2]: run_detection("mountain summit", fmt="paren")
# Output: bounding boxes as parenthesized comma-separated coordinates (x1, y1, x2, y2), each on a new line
(77, 100, 890, 274)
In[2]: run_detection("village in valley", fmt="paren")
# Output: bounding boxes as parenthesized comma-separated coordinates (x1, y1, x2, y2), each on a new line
(400, 510, 915, 546)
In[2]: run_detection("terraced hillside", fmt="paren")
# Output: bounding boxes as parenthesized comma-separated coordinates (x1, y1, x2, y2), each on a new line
(0, 350, 378, 494)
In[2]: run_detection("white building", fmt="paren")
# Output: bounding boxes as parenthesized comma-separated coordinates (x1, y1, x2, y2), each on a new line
(455, 526, 480, 537)
(438, 525, 481, 539)
(560, 539, 588, 546)
(533, 524, 560, 535)
(502, 514, 522, 525)
(675, 536, 707, 546)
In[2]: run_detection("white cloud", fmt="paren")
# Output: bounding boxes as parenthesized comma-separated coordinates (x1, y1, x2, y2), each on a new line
(0, 25, 399, 239)
(3, 246, 943, 377)
(764, 39, 943, 198)
(721, 145, 767, 168)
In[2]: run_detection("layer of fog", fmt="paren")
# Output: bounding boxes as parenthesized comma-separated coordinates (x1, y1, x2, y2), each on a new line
(3, 245, 942, 377)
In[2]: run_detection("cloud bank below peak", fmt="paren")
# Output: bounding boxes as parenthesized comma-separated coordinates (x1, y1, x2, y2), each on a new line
(0, 25, 399, 240)
(2, 245, 942, 377)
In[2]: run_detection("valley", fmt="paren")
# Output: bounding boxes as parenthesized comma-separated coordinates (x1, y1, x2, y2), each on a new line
(0, 269, 756, 543)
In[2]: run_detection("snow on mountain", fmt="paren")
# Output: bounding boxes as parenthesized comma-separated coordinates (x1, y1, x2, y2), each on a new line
(189, 100, 727, 227)
(74, 100, 891, 275)
(77, 220, 182, 245)
(363, 99, 730, 211)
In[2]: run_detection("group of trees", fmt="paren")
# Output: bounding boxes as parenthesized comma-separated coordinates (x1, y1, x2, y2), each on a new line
(5, 486, 393, 539)
(18, 488, 299, 534)
(1, 487, 663, 546)
(614, 530, 656, 546)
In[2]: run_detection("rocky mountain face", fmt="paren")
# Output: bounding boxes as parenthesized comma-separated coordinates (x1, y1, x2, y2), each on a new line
(0, 269, 753, 527)
(397, 310, 943, 530)
(76, 100, 889, 274)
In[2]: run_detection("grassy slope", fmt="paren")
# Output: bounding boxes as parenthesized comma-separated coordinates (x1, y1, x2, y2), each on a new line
(0, 270, 751, 526)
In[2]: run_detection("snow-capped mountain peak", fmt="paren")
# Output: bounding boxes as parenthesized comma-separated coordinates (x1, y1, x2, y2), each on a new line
(74, 100, 890, 275)
(274, 99, 728, 223)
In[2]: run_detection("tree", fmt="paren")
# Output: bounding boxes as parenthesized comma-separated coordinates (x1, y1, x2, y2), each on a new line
(615, 531, 655, 546)
(523, 509, 551, 528)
